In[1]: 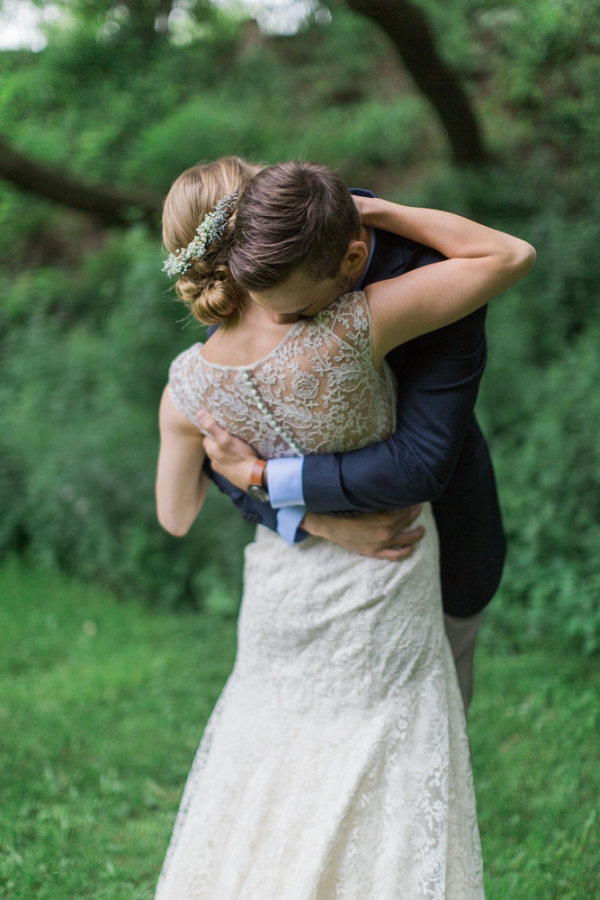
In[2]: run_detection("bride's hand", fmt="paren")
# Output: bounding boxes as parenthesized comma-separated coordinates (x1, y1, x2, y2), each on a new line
(197, 410, 258, 492)
(351, 193, 383, 226)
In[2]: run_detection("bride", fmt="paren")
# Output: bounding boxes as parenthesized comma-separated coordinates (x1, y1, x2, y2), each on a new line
(154, 158, 535, 900)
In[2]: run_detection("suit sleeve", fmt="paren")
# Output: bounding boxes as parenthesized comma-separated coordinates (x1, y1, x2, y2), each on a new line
(301, 306, 488, 514)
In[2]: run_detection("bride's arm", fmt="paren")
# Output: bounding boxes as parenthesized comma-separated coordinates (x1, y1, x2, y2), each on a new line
(357, 197, 536, 367)
(156, 387, 210, 536)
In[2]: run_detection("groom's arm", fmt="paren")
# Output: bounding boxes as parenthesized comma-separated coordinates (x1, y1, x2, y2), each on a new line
(202, 303, 488, 542)
(268, 306, 487, 525)
(268, 194, 487, 524)
(202, 214, 487, 542)
(201, 423, 424, 559)
(204, 305, 488, 547)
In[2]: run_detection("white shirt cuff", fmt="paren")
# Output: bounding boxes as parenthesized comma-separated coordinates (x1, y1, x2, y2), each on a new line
(276, 506, 307, 546)
(266, 457, 305, 508)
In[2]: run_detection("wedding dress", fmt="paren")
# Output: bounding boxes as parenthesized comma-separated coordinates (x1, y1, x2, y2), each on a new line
(156, 292, 485, 900)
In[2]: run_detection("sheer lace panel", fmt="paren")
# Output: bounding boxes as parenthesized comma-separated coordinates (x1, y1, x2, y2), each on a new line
(168, 292, 397, 459)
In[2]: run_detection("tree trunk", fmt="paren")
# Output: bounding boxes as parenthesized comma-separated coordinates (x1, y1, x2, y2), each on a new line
(0, 136, 163, 227)
(346, 0, 488, 166)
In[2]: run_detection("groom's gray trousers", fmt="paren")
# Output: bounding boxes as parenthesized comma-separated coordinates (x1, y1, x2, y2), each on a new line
(443, 611, 484, 715)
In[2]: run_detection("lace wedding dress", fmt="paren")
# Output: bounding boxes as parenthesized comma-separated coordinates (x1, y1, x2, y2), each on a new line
(156, 292, 485, 900)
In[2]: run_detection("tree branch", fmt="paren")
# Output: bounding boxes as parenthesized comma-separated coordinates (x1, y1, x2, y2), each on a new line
(346, 0, 488, 166)
(0, 136, 163, 227)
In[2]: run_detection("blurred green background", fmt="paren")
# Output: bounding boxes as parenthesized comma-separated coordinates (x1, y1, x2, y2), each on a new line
(0, 0, 599, 896)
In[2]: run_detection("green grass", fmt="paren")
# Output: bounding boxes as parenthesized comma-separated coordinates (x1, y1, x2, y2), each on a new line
(472, 638, 600, 898)
(0, 560, 598, 899)
(0, 560, 237, 899)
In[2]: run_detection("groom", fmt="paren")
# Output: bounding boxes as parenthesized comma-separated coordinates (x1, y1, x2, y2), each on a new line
(197, 162, 506, 714)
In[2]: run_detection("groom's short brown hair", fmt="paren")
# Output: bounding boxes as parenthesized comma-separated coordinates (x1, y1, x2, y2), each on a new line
(229, 161, 361, 290)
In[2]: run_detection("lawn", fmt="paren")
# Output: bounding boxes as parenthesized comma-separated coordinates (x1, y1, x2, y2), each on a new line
(0, 559, 598, 899)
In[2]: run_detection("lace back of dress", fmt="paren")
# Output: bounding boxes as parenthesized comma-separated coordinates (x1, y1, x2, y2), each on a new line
(168, 292, 397, 459)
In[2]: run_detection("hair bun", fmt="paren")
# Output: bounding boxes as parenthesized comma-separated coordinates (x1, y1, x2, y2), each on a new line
(162, 157, 262, 327)
(176, 261, 243, 326)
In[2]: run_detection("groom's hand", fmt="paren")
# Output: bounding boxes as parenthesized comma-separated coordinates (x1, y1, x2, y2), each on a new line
(301, 507, 425, 562)
(197, 410, 258, 492)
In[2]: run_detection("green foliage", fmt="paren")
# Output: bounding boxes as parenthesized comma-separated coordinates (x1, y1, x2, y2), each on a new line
(0, 228, 253, 607)
(1, 560, 598, 897)
(0, 1, 599, 642)
(0, 7, 431, 609)
(468, 0, 600, 165)
(126, 94, 279, 190)
(465, 191, 600, 653)
(128, 93, 427, 192)
(483, 324, 600, 653)
(0, 10, 429, 195)
(399, 164, 600, 653)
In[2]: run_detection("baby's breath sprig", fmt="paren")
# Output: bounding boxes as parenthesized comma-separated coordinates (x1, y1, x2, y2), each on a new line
(162, 191, 238, 279)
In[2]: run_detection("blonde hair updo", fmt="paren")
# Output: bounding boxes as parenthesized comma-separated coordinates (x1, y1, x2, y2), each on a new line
(162, 157, 262, 326)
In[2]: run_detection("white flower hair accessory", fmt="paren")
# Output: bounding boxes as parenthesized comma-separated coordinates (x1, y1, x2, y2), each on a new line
(162, 191, 238, 278)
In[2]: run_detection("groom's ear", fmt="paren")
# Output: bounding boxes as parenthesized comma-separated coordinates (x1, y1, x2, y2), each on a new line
(340, 240, 369, 276)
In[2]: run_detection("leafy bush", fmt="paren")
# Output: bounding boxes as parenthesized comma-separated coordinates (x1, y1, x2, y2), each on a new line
(1, 1, 600, 647)
(406, 167, 600, 651)
(0, 8, 433, 609)
(483, 327, 600, 651)
(0, 228, 253, 608)
(475, 200, 600, 652)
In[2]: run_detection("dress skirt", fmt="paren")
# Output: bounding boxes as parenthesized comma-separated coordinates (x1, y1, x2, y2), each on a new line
(154, 504, 485, 900)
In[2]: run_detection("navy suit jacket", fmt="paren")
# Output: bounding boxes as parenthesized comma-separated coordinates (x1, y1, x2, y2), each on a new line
(206, 197, 507, 617)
